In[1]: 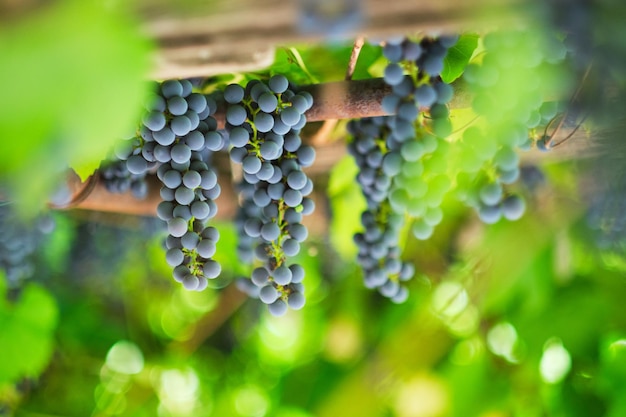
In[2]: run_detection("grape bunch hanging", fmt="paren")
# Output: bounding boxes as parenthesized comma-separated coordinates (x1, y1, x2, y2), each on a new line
(94, 32, 573, 314)
(99, 75, 315, 316)
(220, 77, 315, 316)
(346, 36, 458, 302)
(344, 32, 568, 300)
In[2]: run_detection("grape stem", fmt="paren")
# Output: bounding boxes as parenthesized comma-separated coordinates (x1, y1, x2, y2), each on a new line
(544, 62, 593, 149)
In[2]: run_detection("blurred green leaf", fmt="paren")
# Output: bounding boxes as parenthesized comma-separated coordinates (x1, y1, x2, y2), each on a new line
(327, 156, 366, 259)
(0, 278, 58, 383)
(0, 0, 151, 213)
(441, 34, 479, 84)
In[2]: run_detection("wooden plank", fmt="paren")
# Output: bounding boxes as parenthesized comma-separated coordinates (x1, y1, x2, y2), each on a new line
(140, 0, 526, 79)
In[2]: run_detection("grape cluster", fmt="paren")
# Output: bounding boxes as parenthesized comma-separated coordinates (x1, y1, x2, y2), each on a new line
(224, 75, 315, 316)
(460, 31, 569, 224)
(137, 79, 224, 291)
(0, 204, 54, 287)
(347, 118, 414, 303)
(382, 37, 457, 240)
(99, 136, 153, 199)
(346, 36, 459, 301)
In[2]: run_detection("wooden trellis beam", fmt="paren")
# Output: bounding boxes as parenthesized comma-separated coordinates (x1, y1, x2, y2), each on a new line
(141, 0, 527, 79)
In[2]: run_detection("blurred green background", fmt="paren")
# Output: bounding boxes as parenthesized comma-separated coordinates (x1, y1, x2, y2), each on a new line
(1, 1, 626, 416)
(4, 159, 626, 417)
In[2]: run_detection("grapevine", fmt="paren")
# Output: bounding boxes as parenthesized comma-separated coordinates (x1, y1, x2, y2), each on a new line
(76, 30, 593, 313)
(222, 76, 315, 316)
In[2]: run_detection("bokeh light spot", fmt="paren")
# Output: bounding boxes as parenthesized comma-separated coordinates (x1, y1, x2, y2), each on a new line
(540, 338, 571, 384)
(105, 340, 144, 375)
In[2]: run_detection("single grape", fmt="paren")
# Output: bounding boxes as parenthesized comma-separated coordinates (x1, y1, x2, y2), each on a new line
(287, 291, 305, 310)
(205, 131, 225, 151)
(256, 163, 274, 181)
(202, 260, 221, 279)
(301, 198, 315, 215)
(258, 92, 279, 112)
(165, 248, 184, 267)
(383, 42, 403, 62)
(290, 95, 310, 113)
(479, 182, 503, 206)
(259, 141, 281, 160)
(242, 155, 262, 174)
(253, 188, 271, 207)
(191, 200, 210, 219)
(296, 145, 315, 167)
(173, 265, 190, 282)
(126, 155, 148, 175)
(259, 285, 280, 304)
(143, 111, 166, 131)
(168, 96, 188, 116)
(200, 170, 218, 190)
(168, 217, 188, 238)
(282, 238, 300, 257)
(201, 226, 219, 241)
(183, 170, 202, 189)
(379, 279, 400, 298)
(229, 127, 250, 148)
(272, 265, 292, 285)
(288, 223, 308, 242)
(184, 131, 205, 151)
(157, 201, 175, 221)
(186, 93, 207, 113)
(412, 220, 434, 240)
(384, 63, 405, 85)
(254, 112, 275, 133)
(283, 189, 303, 207)
(286, 171, 307, 190)
(502, 194, 526, 220)
(195, 240, 216, 261)
(280, 107, 301, 127)
(153, 127, 176, 146)
(173, 204, 192, 220)
(269, 74, 289, 94)
(226, 105, 248, 125)
(415, 85, 437, 107)
(252, 267, 270, 286)
(161, 169, 183, 189)
(182, 274, 200, 291)
(260, 222, 281, 241)
(478, 203, 502, 224)
(244, 218, 262, 237)
(171, 116, 192, 136)
(250, 82, 270, 102)
(174, 187, 195, 205)
(161, 79, 183, 98)
(224, 84, 245, 104)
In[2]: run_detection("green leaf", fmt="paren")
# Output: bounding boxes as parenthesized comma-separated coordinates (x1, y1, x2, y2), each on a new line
(73, 160, 102, 183)
(441, 34, 479, 84)
(0, 1, 151, 214)
(269, 49, 316, 86)
(268, 42, 382, 85)
(0, 277, 59, 383)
